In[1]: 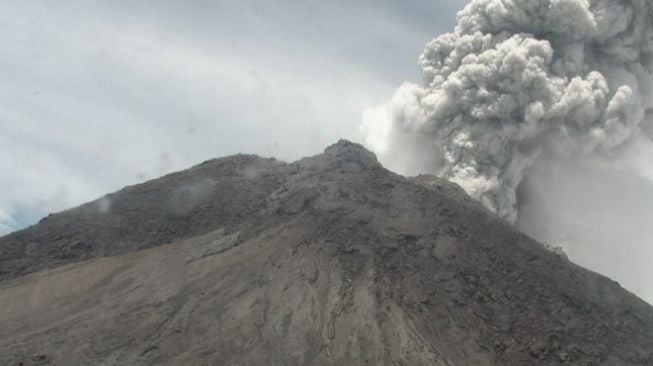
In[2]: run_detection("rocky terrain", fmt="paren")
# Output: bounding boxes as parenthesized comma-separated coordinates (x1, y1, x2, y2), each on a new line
(0, 140, 652, 365)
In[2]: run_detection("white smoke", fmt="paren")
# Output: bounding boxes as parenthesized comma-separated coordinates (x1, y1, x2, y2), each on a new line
(362, 0, 653, 223)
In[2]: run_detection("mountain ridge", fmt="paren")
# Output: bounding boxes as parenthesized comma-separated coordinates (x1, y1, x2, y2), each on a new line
(0, 140, 652, 365)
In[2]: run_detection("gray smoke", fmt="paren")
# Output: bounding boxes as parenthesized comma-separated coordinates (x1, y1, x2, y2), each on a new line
(362, 0, 653, 223)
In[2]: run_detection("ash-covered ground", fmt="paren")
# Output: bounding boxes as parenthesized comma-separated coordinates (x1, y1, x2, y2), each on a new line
(1, 141, 652, 365)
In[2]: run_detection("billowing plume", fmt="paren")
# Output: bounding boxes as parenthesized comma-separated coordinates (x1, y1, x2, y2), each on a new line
(362, 0, 653, 222)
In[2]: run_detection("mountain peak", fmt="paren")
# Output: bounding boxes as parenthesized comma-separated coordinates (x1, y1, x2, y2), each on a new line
(324, 139, 377, 162)
(295, 140, 380, 175)
(1, 141, 652, 366)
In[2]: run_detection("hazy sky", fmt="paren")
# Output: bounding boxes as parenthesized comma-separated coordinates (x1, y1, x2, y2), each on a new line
(0, 0, 468, 233)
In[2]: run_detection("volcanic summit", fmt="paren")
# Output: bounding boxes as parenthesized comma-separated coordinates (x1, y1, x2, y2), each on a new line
(0, 141, 652, 365)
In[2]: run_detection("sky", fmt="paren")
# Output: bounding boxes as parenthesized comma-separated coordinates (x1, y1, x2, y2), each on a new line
(0, 0, 468, 234)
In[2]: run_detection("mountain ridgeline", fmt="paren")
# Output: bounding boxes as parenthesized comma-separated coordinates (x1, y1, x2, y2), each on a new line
(0, 141, 652, 365)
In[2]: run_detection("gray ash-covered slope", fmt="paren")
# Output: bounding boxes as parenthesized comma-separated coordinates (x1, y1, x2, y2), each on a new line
(1, 140, 652, 366)
(0, 153, 287, 281)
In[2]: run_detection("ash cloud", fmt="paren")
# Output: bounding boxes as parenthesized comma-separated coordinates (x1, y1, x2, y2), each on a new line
(362, 0, 653, 302)
(362, 0, 653, 222)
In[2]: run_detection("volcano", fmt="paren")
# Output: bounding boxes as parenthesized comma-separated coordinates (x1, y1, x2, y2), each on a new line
(1, 140, 652, 365)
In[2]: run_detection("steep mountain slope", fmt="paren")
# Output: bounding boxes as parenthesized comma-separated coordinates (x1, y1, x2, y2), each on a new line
(0, 154, 287, 282)
(1, 141, 652, 365)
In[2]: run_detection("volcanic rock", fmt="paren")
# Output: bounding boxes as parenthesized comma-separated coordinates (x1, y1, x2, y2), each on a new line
(0, 140, 652, 365)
